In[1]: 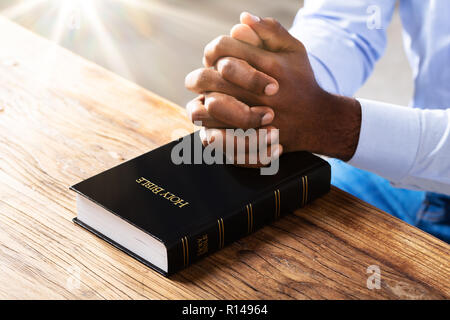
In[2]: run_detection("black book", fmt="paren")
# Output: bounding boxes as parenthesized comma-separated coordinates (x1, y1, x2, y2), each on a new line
(71, 131, 331, 276)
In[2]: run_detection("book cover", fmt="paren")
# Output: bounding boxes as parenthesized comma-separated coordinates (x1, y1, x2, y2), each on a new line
(71, 131, 331, 276)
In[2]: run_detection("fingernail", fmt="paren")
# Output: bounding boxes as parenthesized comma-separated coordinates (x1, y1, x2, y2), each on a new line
(264, 83, 278, 95)
(241, 12, 260, 23)
(261, 112, 274, 126)
(271, 145, 281, 159)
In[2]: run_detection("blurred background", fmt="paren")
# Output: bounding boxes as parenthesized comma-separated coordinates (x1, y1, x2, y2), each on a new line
(0, 0, 412, 107)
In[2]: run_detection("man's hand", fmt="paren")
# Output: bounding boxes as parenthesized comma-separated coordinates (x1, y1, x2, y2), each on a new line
(185, 15, 283, 166)
(185, 13, 362, 161)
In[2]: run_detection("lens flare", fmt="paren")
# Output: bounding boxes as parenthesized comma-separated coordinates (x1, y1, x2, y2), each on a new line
(1, 0, 134, 82)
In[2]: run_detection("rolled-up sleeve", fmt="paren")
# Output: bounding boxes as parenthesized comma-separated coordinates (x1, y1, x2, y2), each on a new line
(349, 99, 450, 195)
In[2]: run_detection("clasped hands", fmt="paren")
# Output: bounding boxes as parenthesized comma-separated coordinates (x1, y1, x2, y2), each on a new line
(185, 12, 362, 167)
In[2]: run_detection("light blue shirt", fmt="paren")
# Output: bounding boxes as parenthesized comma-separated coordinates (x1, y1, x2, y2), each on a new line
(289, 0, 450, 195)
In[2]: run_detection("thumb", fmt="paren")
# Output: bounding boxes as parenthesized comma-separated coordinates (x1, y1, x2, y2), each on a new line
(230, 23, 263, 48)
(240, 12, 297, 52)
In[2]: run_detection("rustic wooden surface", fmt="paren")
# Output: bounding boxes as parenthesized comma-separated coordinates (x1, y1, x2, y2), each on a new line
(0, 17, 448, 300)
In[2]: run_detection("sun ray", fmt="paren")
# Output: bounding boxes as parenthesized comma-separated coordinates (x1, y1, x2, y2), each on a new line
(108, 0, 229, 90)
(49, 0, 72, 43)
(80, 0, 135, 82)
(4, 0, 137, 84)
(0, 0, 49, 19)
(28, 0, 86, 84)
(111, 0, 229, 30)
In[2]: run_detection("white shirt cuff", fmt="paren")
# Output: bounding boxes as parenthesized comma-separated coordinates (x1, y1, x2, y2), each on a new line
(348, 98, 421, 182)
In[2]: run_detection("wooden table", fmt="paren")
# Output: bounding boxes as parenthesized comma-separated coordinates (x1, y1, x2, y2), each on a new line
(0, 17, 448, 300)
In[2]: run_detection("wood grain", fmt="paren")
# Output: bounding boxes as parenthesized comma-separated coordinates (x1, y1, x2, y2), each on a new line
(0, 17, 448, 300)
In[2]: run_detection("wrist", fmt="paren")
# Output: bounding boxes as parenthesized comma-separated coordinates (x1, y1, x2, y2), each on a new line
(314, 91, 362, 161)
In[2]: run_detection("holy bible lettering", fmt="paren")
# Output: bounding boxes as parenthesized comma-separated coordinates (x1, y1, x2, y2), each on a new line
(136, 176, 189, 208)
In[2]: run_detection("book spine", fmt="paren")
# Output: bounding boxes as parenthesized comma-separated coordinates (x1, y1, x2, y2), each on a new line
(167, 163, 331, 275)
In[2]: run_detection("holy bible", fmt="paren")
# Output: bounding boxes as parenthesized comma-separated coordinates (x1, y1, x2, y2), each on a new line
(71, 131, 331, 276)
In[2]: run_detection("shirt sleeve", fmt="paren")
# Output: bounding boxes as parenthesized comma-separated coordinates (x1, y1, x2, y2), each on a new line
(289, 0, 396, 96)
(288, 1, 450, 194)
(349, 99, 450, 195)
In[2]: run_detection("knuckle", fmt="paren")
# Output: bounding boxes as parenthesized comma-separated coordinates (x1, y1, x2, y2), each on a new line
(203, 44, 214, 65)
(185, 71, 195, 88)
(218, 58, 235, 78)
(204, 35, 230, 63)
(215, 35, 230, 48)
(205, 95, 222, 113)
(264, 57, 281, 73)
(213, 35, 230, 56)
(266, 17, 282, 29)
(296, 38, 306, 51)
(190, 106, 203, 122)
(204, 37, 217, 56)
(193, 68, 212, 89)
(247, 70, 264, 93)
(241, 109, 254, 128)
(186, 99, 202, 122)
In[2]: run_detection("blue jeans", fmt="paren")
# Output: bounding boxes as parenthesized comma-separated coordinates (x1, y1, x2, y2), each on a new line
(329, 158, 450, 243)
